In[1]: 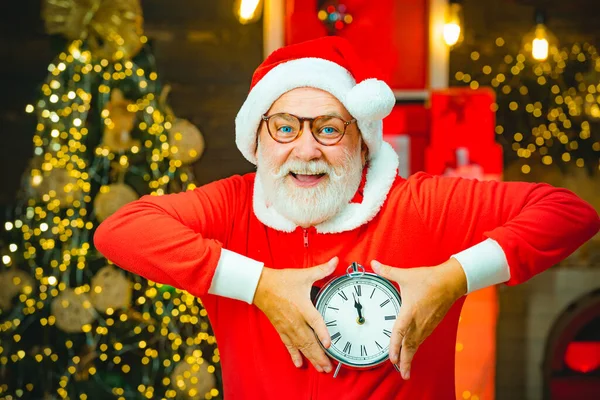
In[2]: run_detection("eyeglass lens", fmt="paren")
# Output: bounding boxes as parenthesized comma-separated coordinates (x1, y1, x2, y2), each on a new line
(267, 113, 346, 144)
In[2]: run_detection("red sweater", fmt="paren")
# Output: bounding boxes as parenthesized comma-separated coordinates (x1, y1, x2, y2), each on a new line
(94, 172, 599, 399)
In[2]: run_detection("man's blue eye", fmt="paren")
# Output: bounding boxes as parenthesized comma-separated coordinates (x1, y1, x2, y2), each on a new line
(279, 126, 293, 133)
(322, 127, 336, 134)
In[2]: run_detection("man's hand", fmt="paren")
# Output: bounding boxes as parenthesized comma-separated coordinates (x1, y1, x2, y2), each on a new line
(371, 258, 467, 380)
(252, 257, 338, 373)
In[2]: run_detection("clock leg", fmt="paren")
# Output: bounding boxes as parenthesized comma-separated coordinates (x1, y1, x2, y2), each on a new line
(333, 362, 342, 378)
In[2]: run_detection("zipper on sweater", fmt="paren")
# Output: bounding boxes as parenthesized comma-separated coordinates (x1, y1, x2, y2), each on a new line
(303, 227, 316, 399)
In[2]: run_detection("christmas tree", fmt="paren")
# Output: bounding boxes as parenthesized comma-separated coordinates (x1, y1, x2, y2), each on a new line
(0, 1, 219, 399)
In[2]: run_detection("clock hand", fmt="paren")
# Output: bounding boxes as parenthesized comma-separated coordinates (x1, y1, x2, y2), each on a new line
(352, 293, 365, 324)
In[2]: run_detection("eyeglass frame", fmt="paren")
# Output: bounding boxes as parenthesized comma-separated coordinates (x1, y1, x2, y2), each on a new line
(260, 112, 358, 146)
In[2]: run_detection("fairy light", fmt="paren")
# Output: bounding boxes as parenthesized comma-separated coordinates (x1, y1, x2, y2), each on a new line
(452, 37, 600, 176)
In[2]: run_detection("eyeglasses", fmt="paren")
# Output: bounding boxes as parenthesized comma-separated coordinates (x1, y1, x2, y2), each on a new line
(261, 113, 357, 146)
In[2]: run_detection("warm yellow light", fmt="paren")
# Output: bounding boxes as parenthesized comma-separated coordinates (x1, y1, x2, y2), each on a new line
(443, 3, 463, 47)
(443, 23, 461, 46)
(236, 0, 262, 24)
(532, 37, 549, 61)
(524, 23, 556, 61)
(240, 0, 260, 19)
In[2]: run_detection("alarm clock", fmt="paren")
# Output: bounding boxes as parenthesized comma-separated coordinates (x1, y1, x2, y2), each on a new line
(314, 262, 402, 377)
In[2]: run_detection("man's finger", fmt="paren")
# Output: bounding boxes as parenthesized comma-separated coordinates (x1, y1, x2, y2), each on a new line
(301, 303, 331, 348)
(399, 335, 418, 380)
(371, 260, 396, 281)
(389, 307, 412, 365)
(310, 257, 338, 281)
(280, 333, 303, 368)
(294, 329, 332, 373)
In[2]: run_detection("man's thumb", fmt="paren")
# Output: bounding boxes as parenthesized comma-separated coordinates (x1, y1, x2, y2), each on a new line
(371, 260, 396, 280)
(312, 257, 338, 280)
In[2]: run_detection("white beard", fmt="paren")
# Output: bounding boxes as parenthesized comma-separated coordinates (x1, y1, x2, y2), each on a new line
(256, 142, 364, 228)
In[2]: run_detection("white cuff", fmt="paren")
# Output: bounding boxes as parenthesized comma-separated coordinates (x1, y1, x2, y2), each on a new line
(208, 249, 264, 304)
(451, 238, 510, 294)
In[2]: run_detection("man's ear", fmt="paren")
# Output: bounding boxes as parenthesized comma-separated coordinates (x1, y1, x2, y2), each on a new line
(361, 140, 369, 166)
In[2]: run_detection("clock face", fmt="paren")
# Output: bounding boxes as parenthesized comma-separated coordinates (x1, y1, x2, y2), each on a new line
(314, 272, 402, 368)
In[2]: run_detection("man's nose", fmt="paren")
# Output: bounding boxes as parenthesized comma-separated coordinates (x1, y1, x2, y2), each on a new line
(292, 121, 323, 161)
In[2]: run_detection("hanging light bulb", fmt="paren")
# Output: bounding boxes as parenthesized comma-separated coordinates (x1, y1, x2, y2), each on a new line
(532, 27, 549, 61)
(234, 0, 263, 24)
(443, 1, 463, 47)
(524, 9, 557, 61)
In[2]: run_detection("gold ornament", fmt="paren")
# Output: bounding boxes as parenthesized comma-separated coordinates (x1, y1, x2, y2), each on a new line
(102, 89, 141, 153)
(34, 167, 82, 206)
(169, 119, 205, 164)
(51, 288, 95, 333)
(42, 0, 143, 61)
(90, 265, 132, 312)
(94, 183, 138, 222)
(0, 269, 35, 311)
(171, 357, 216, 399)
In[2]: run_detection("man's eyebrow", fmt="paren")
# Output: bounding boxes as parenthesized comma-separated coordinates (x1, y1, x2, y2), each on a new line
(321, 112, 344, 119)
(269, 110, 346, 119)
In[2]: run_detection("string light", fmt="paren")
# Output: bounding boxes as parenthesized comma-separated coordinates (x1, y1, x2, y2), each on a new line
(452, 37, 600, 175)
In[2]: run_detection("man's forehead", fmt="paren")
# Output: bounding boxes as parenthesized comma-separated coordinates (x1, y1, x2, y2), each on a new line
(268, 87, 351, 118)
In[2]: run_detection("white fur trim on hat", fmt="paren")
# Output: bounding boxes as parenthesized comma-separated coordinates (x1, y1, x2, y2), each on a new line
(252, 141, 399, 233)
(345, 78, 396, 121)
(235, 58, 396, 165)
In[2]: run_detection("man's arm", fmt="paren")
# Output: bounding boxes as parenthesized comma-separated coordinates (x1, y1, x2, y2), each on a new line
(376, 173, 599, 379)
(410, 172, 600, 288)
(93, 175, 261, 302)
(94, 175, 335, 372)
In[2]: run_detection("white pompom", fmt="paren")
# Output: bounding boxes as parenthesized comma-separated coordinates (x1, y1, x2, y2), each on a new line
(344, 79, 395, 121)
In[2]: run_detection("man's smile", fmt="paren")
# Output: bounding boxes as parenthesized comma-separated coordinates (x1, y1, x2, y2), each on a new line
(289, 172, 327, 187)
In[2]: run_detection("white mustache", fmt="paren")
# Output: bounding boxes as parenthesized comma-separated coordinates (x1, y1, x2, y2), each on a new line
(271, 159, 348, 181)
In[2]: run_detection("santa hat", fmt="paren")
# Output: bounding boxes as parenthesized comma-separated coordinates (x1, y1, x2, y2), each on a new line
(235, 36, 396, 165)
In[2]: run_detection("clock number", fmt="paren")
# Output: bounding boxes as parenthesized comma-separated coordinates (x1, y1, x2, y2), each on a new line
(384, 315, 396, 320)
(343, 341, 352, 354)
(383, 329, 392, 338)
(360, 345, 368, 357)
(370, 288, 376, 299)
(354, 285, 361, 297)
(331, 332, 342, 345)
(338, 291, 348, 301)
(328, 306, 339, 311)
(325, 320, 337, 327)
(380, 299, 390, 308)
(375, 341, 383, 351)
